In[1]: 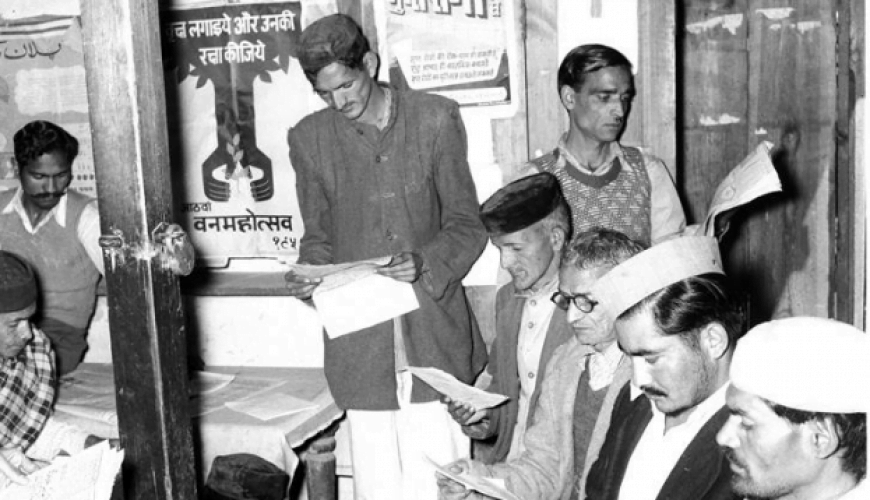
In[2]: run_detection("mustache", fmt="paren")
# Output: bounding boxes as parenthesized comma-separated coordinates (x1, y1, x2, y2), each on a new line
(723, 448, 745, 468)
(640, 385, 667, 398)
(33, 192, 65, 200)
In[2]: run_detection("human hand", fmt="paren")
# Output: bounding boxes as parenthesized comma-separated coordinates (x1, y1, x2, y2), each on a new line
(0, 447, 38, 485)
(283, 271, 321, 300)
(441, 396, 488, 426)
(377, 251, 424, 283)
(436, 459, 473, 500)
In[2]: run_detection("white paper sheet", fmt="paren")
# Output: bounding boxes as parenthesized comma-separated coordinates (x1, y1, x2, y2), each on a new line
(408, 367, 508, 409)
(312, 273, 420, 338)
(191, 371, 236, 395)
(0, 441, 124, 500)
(428, 456, 519, 500)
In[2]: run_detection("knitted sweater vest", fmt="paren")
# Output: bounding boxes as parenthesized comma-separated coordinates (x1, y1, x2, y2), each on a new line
(533, 146, 652, 246)
(0, 190, 100, 328)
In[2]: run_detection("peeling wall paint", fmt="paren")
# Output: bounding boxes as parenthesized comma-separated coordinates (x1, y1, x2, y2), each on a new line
(686, 14, 744, 36)
(756, 7, 794, 20)
(796, 20, 822, 34)
(700, 114, 742, 126)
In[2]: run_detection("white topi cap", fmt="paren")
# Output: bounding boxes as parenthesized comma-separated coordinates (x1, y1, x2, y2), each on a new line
(591, 236, 724, 322)
(731, 317, 870, 414)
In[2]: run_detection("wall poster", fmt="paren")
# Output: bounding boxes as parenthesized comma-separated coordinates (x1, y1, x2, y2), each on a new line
(161, 0, 328, 267)
(377, 0, 518, 117)
(0, 15, 97, 198)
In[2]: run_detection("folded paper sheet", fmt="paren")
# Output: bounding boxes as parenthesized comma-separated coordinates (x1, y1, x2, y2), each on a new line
(409, 366, 508, 409)
(313, 273, 419, 338)
(0, 441, 124, 500)
(428, 456, 519, 500)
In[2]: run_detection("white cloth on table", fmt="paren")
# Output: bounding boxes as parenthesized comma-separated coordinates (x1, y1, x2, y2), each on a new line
(345, 371, 469, 500)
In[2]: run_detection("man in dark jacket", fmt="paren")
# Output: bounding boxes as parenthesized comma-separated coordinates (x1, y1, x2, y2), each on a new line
(444, 172, 573, 464)
(585, 236, 743, 500)
(284, 13, 487, 500)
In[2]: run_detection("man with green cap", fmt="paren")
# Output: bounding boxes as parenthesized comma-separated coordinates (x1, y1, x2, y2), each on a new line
(0, 250, 111, 488)
(284, 13, 487, 500)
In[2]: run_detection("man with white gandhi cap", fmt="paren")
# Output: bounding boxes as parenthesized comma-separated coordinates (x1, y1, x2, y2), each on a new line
(717, 316, 868, 500)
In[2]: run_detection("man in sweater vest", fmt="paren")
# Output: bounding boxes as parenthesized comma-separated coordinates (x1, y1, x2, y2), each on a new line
(524, 44, 685, 247)
(0, 121, 102, 376)
(437, 229, 645, 500)
(442, 172, 573, 464)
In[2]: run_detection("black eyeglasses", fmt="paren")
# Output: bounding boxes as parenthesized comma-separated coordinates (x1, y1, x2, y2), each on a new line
(551, 291, 598, 313)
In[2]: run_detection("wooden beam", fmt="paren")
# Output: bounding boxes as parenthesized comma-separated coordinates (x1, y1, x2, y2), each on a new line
(80, 1, 198, 498)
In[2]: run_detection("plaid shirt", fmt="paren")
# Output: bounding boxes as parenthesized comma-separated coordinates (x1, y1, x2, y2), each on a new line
(0, 328, 55, 450)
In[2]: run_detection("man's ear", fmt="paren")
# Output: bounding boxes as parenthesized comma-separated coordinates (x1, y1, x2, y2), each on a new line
(559, 85, 576, 110)
(806, 417, 840, 460)
(549, 225, 568, 251)
(701, 323, 729, 360)
(363, 51, 380, 79)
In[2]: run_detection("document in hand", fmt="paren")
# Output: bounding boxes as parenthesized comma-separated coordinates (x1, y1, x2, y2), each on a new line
(408, 367, 508, 410)
(0, 440, 124, 500)
(311, 264, 420, 338)
(428, 456, 520, 500)
(699, 141, 782, 237)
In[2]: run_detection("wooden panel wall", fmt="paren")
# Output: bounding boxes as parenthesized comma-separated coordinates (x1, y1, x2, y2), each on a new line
(682, 0, 841, 325)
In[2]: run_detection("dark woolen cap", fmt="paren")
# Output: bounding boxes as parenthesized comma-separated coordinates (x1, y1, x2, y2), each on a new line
(480, 172, 565, 235)
(0, 251, 37, 313)
(203, 453, 290, 500)
(298, 14, 370, 78)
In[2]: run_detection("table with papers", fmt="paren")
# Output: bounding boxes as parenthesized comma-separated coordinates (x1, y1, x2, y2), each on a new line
(53, 364, 344, 483)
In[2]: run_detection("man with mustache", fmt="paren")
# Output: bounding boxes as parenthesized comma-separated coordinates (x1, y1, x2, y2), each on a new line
(285, 13, 487, 500)
(0, 121, 103, 376)
(443, 172, 573, 464)
(584, 236, 741, 500)
(524, 44, 685, 247)
(0, 250, 113, 488)
(437, 229, 644, 499)
(717, 317, 868, 500)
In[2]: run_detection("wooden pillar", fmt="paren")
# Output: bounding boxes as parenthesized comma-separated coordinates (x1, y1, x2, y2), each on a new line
(80, 1, 198, 499)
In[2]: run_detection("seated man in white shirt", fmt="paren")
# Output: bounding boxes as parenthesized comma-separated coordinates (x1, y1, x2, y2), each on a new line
(0, 250, 110, 486)
(584, 236, 743, 500)
(718, 317, 868, 500)
(437, 228, 645, 499)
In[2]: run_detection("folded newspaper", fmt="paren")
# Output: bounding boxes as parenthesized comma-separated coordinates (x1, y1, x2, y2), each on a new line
(0, 441, 123, 500)
(429, 457, 519, 500)
(690, 141, 782, 237)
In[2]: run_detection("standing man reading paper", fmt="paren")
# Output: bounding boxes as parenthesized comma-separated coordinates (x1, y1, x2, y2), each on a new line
(284, 13, 487, 500)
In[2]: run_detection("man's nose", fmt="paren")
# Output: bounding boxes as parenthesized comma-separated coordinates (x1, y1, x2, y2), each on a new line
(47, 176, 57, 193)
(611, 102, 625, 118)
(17, 322, 33, 343)
(332, 90, 348, 110)
(630, 360, 652, 388)
(716, 415, 739, 448)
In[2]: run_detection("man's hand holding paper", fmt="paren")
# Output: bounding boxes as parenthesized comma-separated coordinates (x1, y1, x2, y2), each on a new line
(409, 367, 508, 410)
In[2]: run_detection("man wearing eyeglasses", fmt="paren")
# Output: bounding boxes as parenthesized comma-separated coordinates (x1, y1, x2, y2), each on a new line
(438, 228, 644, 500)
(443, 172, 573, 464)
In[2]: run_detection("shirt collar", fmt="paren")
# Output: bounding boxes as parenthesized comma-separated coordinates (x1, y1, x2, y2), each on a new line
(514, 273, 559, 299)
(2, 187, 68, 232)
(587, 342, 625, 391)
(649, 382, 729, 431)
(556, 134, 629, 176)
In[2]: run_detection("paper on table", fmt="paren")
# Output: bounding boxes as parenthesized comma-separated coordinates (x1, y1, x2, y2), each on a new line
(698, 141, 782, 237)
(408, 367, 508, 409)
(0, 440, 124, 500)
(54, 403, 117, 426)
(313, 273, 419, 338)
(191, 370, 236, 395)
(225, 392, 317, 421)
(428, 456, 519, 500)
